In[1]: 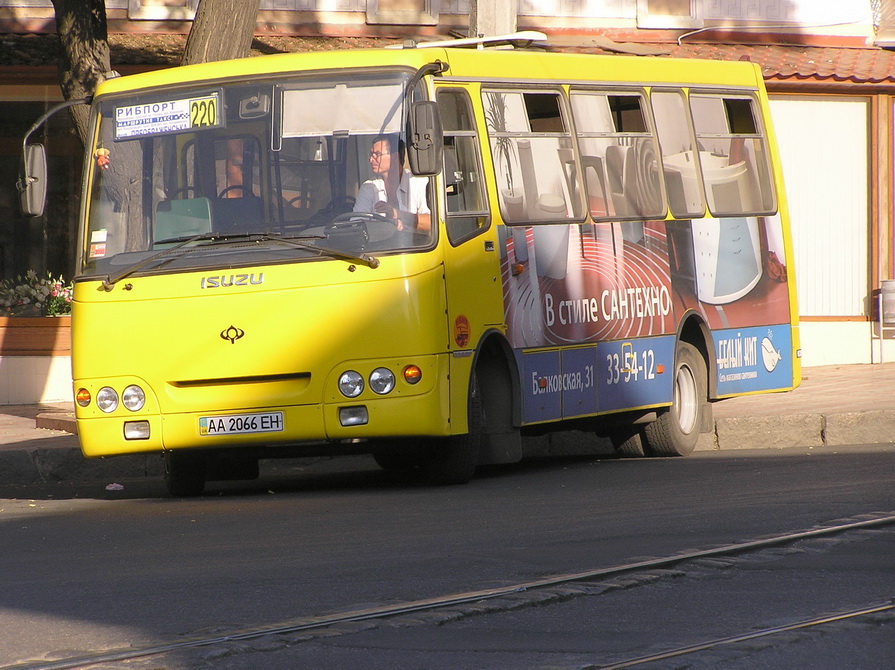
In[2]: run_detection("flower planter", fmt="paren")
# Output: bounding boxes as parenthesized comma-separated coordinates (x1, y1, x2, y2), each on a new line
(0, 316, 71, 356)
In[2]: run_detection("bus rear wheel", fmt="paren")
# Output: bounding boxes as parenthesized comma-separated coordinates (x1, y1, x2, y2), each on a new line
(610, 429, 647, 458)
(642, 341, 706, 457)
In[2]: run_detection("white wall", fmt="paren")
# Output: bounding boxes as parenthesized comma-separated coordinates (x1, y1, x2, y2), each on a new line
(0, 357, 73, 404)
(769, 95, 873, 366)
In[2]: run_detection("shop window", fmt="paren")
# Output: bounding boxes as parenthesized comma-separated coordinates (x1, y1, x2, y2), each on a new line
(128, 0, 198, 20)
(636, 0, 702, 29)
(366, 0, 439, 25)
(0, 99, 79, 283)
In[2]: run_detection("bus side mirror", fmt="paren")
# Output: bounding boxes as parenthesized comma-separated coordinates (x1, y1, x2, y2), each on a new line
(407, 101, 443, 177)
(18, 143, 47, 218)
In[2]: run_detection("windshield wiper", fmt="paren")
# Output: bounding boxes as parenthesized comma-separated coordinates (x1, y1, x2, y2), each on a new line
(103, 232, 287, 289)
(271, 234, 380, 269)
(102, 231, 378, 290)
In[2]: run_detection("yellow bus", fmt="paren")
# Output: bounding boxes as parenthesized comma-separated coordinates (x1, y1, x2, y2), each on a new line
(21, 34, 800, 495)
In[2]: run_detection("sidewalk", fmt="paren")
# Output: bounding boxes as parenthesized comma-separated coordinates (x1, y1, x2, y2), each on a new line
(1, 363, 894, 485)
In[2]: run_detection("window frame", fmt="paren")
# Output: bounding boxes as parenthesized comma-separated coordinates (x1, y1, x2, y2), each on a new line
(436, 86, 491, 246)
(568, 86, 667, 223)
(482, 85, 584, 226)
(688, 89, 778, 217)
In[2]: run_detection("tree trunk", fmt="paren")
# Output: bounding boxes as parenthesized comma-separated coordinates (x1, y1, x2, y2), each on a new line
(181, 0, 262, 65)
(51, 0, 111, 145)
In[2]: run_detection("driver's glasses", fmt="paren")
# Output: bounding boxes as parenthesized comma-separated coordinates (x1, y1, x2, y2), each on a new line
(370, 150, 390, 160)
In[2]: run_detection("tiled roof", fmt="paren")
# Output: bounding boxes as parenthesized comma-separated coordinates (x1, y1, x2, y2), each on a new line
(3, 32, 895, 87)
(555, 38, 895, 86)
(668, 43, 895, 85)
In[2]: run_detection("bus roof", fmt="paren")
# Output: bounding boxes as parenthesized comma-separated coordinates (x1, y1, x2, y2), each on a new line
(94, 45, 765, 98)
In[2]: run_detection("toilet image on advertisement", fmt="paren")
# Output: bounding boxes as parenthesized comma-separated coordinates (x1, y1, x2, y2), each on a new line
(533, 195, 571, 280)
(512, 138, 571, 281)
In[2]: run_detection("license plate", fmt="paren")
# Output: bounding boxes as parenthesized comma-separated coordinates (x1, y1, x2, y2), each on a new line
(199, 411, 284, 436)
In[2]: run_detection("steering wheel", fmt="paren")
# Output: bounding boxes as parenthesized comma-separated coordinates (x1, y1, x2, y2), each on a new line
(218, 184, 252, 198)
(330, 211, 400, 229)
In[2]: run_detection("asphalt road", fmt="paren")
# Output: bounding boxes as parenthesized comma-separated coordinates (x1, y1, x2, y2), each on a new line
(1, 445, 893, 669)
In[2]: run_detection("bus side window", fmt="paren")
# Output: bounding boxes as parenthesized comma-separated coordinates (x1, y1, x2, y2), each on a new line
(483, 89, 584, 224)
(437, 88, 489, 244)
(689, 94, 776, 216)
(650, 89, 706, 219)
(569, 90, 665, 221)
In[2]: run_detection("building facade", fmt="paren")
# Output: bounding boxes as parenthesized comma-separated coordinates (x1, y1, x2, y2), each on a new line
(0, 0, 894, 383)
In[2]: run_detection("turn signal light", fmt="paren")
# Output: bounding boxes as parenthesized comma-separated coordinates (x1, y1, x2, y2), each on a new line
(403, 365, 422, 385)
(76, 388, 91, 407)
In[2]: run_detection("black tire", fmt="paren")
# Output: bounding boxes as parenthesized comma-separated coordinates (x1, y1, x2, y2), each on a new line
(372, 441, 424, 473)
(610, 428, 647, 458)
(423, 374, 482, 485)
(164, 452, 206, 497)
(642, 341, 706, 457)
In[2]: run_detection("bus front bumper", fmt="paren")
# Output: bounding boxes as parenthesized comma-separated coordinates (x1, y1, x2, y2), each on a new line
(78, 394, 452, 458)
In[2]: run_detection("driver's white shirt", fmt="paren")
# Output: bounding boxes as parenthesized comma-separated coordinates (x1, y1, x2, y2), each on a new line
(353, 170, 430, 221)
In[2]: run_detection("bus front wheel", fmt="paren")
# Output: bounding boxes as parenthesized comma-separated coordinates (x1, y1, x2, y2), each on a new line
(164, 451, 206, 497)
(423, 374, 482, 485)
(642, 341, 707, 457)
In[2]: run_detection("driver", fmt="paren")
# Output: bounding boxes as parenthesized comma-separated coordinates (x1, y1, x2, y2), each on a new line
(353, 135, 431, 234)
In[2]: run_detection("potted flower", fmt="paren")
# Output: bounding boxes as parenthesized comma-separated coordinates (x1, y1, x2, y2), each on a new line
(0, 270, 73, 357)
(0, 270, 72, 317)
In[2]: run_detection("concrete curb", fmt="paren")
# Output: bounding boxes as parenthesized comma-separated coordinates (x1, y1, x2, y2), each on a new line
(0, 442, 164, 486)
(3, 409, 893, 486)
(35, 412, 78, 434)
(706, 410, 895, 451)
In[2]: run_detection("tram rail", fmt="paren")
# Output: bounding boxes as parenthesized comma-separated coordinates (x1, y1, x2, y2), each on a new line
(7, 511, 894, 670)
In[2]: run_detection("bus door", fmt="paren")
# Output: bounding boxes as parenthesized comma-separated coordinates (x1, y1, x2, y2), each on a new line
(435, 87, 505, 430)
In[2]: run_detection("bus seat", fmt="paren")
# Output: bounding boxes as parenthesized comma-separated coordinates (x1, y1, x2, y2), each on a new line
(210, 195, 263, 233)
(154, 197, 212, 247)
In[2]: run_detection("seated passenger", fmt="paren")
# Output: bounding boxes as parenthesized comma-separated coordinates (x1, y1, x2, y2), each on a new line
(354, 135, 431, 234)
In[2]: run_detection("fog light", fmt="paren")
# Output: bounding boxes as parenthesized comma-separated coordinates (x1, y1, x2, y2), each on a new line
(339, 406, 368, 426)
(124, 420, 150, 440)
(96, 387, 119, 413)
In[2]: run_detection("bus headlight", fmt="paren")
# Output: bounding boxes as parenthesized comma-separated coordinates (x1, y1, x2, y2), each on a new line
(369, 368, 395, 395)
(122, 385, 146, 411)
(338, 370, 364, 398)
(96, 387, 119, 413)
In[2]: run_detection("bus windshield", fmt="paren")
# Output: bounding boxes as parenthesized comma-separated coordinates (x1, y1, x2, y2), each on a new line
(80, 70, 435, 277)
